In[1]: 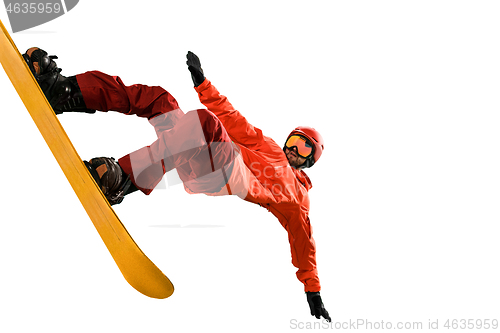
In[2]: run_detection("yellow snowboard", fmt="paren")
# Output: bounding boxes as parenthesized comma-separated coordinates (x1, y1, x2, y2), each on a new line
(0, 19, 174, 299)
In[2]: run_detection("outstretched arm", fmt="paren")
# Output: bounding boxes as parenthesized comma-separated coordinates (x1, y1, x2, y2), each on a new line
(186, 52, 280, 153)
(271, 201, 331, 322)
(292, 216, 331, 322)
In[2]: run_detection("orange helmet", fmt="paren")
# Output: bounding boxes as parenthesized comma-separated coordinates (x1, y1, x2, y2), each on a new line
(285, 126, 325, 168)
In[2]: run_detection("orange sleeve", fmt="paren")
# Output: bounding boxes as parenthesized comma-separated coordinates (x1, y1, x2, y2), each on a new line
(289, 215, 321, 292)
(269, 203, 321, 292)
(194, 79, 275, 152)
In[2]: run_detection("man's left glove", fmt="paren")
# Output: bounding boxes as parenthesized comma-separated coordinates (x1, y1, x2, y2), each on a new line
(186, 51, 205, 87)
(306, 292, 331, 322)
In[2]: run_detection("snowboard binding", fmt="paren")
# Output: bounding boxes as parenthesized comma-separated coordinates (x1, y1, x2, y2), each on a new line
(84, 157, 136, 206)
(22, 47, 95, 115)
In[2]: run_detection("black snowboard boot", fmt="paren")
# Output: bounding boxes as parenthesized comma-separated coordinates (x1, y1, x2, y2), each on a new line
(84, 157, 138, 206)
(22, 47, 96, 115)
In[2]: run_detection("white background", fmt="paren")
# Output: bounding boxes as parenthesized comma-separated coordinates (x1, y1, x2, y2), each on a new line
(1, 1, 500, 332)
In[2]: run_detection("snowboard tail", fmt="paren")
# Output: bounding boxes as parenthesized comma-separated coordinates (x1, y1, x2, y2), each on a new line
(0, 19, 174, 299)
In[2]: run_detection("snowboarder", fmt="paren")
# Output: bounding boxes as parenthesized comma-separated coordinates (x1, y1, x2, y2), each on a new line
(23, 47, 331, 322)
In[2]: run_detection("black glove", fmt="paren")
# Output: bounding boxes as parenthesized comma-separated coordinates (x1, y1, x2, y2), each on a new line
(306, 292, 331, 322)
(186, 51, 205, 87)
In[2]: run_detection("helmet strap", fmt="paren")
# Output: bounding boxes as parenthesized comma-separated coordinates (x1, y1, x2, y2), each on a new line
(301, 156, 315, 169)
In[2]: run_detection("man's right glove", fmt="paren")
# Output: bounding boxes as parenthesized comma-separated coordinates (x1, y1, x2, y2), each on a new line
(186, 51, 205, 87)
(306, 292, 331, 322)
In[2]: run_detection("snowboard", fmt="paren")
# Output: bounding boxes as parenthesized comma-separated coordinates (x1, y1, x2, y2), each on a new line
(0, 19, 174, 299)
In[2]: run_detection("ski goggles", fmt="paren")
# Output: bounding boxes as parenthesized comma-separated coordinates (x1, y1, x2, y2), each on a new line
(285, 135, 313, 158)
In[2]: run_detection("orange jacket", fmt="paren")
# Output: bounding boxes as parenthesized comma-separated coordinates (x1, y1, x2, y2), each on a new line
(195, 79, 321, 292)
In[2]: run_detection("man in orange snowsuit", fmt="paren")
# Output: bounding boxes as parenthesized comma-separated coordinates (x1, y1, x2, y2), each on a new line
(23, 48, 330, 322)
